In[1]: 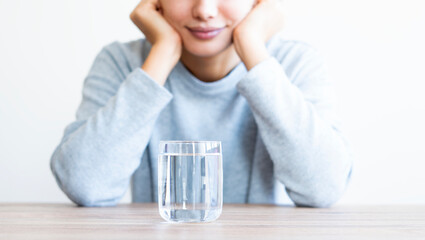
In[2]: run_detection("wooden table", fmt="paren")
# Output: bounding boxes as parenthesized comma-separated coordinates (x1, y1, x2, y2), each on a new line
(1, 203, 424, 239)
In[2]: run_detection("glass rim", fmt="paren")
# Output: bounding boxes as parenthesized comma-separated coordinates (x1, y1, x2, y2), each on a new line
(158, 141, 222, 154)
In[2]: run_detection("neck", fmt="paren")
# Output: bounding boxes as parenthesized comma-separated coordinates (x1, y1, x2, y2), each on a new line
(180, 45, 241, 83)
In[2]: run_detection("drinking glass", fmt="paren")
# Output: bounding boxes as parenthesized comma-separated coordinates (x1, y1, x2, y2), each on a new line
(158, 141, 223, 223)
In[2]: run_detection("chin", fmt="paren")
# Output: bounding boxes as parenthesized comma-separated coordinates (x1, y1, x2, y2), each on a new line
(184, 47, 222, 58)
(183, 41, 232, 58)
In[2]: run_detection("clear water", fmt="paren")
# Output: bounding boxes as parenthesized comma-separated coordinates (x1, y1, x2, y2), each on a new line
(158, 154, 222, 223)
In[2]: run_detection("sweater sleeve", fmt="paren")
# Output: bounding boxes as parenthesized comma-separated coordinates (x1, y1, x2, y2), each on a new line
(50, 43, 173, 207)
(236, 47, 353, 208)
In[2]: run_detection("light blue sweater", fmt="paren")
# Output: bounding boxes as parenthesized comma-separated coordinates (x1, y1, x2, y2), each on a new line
(50, 33, 353, 208)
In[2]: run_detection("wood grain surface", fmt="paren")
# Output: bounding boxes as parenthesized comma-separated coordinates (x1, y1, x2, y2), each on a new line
(0, 203, 424, 239)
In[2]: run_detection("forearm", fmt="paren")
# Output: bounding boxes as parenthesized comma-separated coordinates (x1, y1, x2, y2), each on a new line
(237, 58, 353, 207)
(51, 68, 173, 206)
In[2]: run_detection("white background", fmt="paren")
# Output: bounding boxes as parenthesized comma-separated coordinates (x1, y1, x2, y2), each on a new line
(0, 0, 424, 204)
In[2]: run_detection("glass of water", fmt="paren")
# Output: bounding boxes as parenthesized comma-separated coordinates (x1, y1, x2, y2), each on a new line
(158, 141, 223, 223)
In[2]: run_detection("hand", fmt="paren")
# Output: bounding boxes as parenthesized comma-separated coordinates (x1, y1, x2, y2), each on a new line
(233, 0, 285, 70)
(130, 0, 183, 85)
(130, 0, 182, 60)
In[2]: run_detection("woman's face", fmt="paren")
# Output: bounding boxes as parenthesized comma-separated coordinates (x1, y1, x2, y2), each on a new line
(160, 0, 256, 58)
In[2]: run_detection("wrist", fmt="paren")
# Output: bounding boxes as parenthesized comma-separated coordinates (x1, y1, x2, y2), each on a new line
(142, 44, 181, 86)
(234, 37, 269, 70)
(152, 42, 181, 65)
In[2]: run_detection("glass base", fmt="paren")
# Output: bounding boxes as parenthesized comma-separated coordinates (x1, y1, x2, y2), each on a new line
(159, 208, 222, 223)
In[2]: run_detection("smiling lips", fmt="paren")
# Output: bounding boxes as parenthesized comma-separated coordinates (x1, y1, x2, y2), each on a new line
(187, 27, 226, 40)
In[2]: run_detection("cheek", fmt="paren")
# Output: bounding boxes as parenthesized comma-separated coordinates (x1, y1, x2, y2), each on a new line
(221, 0, 255, 26)
(160, 1, 189, 30)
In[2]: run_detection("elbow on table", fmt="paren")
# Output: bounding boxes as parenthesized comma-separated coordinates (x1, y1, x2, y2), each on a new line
(57, 179, 120, 207)
(50, 154, 119, 207)
(292, 190, 344, 208)
(65, 184, 119, 207)
(289, 170, 353, 208)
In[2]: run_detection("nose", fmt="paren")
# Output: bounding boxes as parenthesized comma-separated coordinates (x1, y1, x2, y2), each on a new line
(192, 0, 218, 21)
